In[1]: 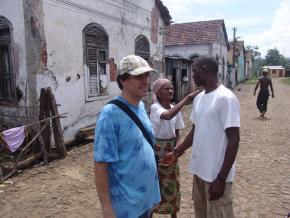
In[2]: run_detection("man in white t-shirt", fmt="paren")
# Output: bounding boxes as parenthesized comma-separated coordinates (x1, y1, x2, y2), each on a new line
(165, 56, 240, 217)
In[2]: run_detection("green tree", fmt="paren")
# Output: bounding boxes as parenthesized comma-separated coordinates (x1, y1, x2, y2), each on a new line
(246, 45, 264, 75)
(265, 48, 287, 66)
(246, 45, 261, 59)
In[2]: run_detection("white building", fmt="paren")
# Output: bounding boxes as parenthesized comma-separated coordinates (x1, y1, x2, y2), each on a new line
(0, 0, 171, 142)
(165, 20, 230, 87)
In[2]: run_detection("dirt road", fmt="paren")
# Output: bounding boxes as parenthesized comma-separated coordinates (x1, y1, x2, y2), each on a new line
(0, 78, 289, 218)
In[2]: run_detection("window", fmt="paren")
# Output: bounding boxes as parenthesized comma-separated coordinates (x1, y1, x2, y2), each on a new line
(135, 35, 150, 61)
(272, 70, 276, 74)
(0, 16, 15, 102)
(181, 64, 189, 82)
(83, 23, 108, 98)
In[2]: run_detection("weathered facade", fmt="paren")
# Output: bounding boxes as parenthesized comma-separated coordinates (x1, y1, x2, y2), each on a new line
(165, 57, 192, 102)
(245, 50, 254, 80)
(263, 66, 285, 77)
(165, 20, 230, 88)
(228, 40, 246, 84)
(0, 0, 171, 142)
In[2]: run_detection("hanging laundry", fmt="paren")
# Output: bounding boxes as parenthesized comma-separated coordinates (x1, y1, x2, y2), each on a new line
(1, 126, 25, 152)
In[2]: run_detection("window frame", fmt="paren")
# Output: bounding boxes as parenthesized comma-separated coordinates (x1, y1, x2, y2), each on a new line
(0, 16, 16, 104)
(83, 23, 109, 102)
(135, 35, 150, 61)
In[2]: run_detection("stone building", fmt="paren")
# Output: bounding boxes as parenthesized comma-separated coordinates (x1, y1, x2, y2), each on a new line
(0, 0, 171, 142)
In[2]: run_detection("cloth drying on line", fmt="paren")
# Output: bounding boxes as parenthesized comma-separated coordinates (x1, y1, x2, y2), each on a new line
(0, 126, 26, 153)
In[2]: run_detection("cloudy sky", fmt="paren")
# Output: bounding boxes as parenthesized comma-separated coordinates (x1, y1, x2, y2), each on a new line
(162, 0, 290, 58)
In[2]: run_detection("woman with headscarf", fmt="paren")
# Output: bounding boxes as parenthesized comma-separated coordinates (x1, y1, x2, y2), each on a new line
(150, 78, 201, 218)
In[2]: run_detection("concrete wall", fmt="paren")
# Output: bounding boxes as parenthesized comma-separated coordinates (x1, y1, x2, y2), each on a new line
(165, 44, 211, 59)
(212, 27, 228, 85)
(0, 0, 35, 127)
(1, 0, 167, 142)
(245, 52, 253, 79)
(40, 0, 166, 141)
(237, 50, 245, 82)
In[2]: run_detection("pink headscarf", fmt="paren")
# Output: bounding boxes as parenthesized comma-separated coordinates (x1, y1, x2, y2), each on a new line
(152, 78, 171, 102)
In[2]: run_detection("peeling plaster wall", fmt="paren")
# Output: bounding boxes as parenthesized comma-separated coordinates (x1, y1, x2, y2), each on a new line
(165, 44, 212, 59)
(23, 0, 47, 108)
(0, 0, 32, 126)
(39, 0, 166, 141)
(212, 29, 228, 84)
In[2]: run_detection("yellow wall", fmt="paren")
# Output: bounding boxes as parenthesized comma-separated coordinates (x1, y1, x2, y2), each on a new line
(269, 69, 285, 77)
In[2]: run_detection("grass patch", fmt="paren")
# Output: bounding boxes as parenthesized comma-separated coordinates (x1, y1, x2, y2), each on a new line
(245, 73, 258, 85)
(282, 77, 290, 85)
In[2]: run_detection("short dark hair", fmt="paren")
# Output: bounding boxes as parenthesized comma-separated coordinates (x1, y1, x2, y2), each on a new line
(117, 73, 130, 90)
(195, 56, 218, 76)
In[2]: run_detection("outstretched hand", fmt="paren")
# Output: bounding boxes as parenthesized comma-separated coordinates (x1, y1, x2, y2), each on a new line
(187, 89, 203, 101)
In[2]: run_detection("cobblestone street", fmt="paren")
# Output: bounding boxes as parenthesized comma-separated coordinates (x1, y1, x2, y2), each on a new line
(0, 78, 289, 218)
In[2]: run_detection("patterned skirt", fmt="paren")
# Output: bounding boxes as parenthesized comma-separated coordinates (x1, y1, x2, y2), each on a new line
(153, 138, 180, 214)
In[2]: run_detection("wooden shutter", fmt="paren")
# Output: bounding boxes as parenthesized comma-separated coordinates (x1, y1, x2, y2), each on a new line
(135, 35, 150, 60)
(86, 47, 98, 95)
(0, 16, 14, 102)
(84, 24, 108, 97)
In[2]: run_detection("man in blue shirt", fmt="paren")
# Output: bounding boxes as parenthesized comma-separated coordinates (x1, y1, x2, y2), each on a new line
(94, 55, 160, 218)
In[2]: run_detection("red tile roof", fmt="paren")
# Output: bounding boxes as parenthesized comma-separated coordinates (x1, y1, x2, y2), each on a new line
(165, 19, 228, 46)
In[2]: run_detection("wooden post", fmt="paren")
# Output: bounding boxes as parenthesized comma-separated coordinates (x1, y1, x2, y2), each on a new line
(38, 134, 48, 164)
(46, 87, 67, 158)
(39, 88, 51, 152)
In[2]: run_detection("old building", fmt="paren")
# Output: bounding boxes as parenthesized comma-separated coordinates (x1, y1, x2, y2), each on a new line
(0, 0, 171, 142)
(263, 66, 285, 77)
(245, 50, 254, 80)
(228, 40, 246, 85)
(165, 56, 192, 102)
(165, 19, 230, 91)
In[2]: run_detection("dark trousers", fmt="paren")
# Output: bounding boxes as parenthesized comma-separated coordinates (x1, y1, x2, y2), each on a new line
(256, 91, 269, 113)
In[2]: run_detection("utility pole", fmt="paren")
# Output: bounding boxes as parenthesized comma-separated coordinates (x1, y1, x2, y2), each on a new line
(232, 27, 237, 85)
(232, 27, 237, 69)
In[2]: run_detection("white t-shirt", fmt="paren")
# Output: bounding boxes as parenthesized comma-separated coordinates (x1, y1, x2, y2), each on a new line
(150, 102, 185, 139)
(189, 84, 240, 182)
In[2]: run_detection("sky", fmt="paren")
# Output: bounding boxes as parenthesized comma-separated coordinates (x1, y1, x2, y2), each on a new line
(162, 0, 290, 58)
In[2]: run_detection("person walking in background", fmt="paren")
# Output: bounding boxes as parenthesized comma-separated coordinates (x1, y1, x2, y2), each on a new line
(164, 56, 240, 218)
(94, 55, 160, 218)
(254, 68, 274, 117)
(150, 79, 201, 218)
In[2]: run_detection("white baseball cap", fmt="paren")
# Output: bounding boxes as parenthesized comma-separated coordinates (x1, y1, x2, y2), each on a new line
(119, 55, 157, 76)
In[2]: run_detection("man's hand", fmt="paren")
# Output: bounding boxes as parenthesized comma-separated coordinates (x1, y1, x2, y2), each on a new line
(208, 177, 226, 201)
(161, 152, 177, 165)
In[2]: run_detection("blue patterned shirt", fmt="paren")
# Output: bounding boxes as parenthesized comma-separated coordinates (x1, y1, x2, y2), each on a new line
(94, 96, 160, 218)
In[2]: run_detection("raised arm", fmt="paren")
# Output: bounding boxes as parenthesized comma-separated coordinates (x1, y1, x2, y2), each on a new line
(94, 162, 116, 218)
(160, 90, 202, 120)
